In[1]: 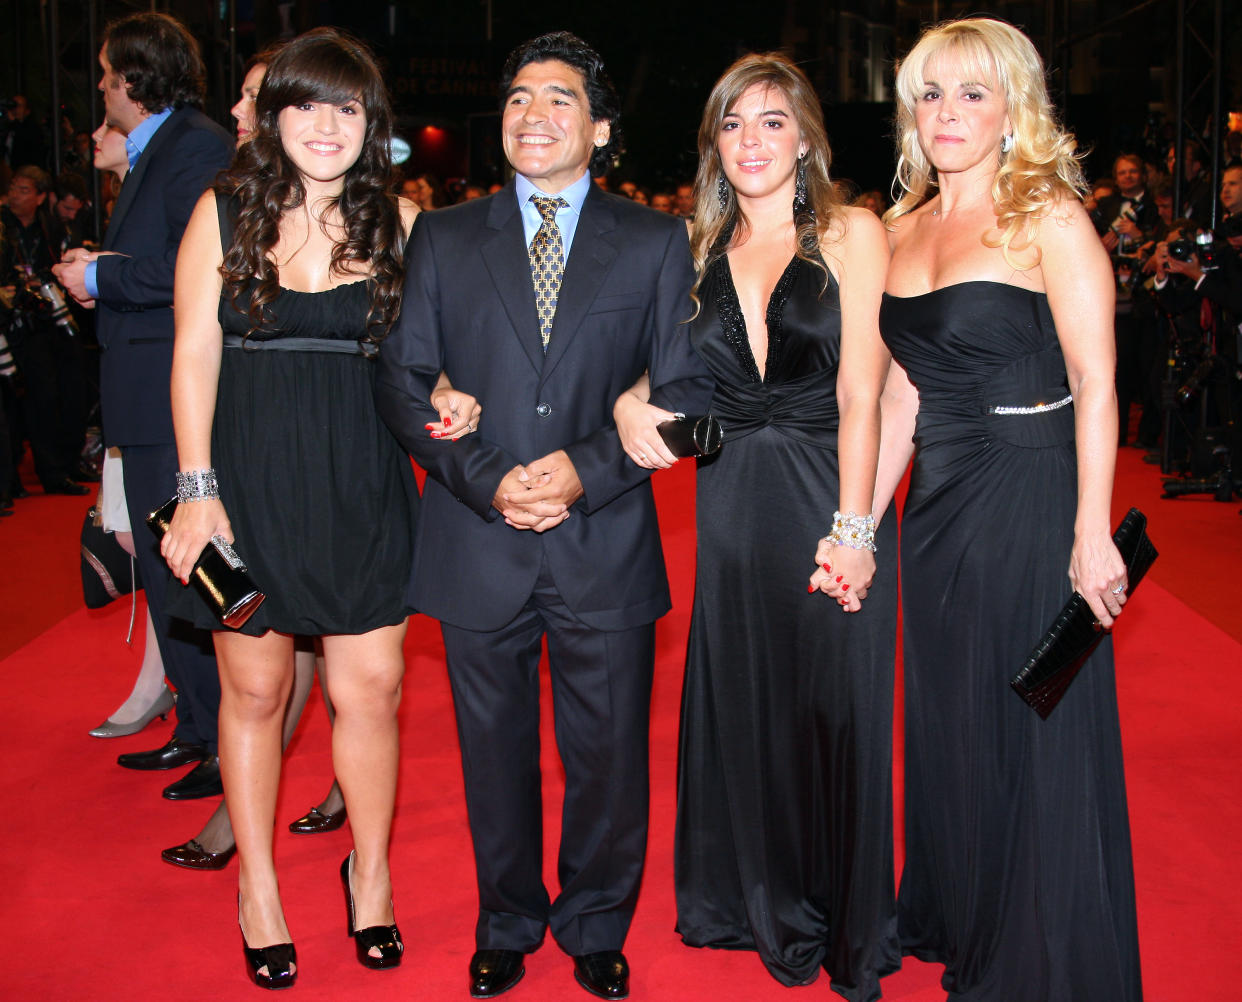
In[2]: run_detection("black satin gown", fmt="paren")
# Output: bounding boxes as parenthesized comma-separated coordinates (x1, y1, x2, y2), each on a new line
(879, 282, 1142, 1001)
(675, 254, 900, 1001)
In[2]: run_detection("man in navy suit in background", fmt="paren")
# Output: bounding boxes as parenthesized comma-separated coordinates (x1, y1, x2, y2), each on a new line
(55, 12, 232, 801)
(377, 31, 712, 1001)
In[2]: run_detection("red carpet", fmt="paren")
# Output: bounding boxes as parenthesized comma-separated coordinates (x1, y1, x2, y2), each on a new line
(1, 449, 1239, 1000)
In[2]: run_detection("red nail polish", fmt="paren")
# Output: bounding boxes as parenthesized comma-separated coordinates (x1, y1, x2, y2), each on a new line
(424, 423, 435, 430)
(443, 417, 451, 427)
(807, 583, 815, 593)
(835, 575, 843, 583)
(822, 564, 831, 572)
(430, 431, 441, 438)
(842, 583, 850, 591)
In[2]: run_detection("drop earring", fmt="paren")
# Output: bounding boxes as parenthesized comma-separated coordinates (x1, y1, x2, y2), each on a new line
(793, 154, 809, 216)
(717, 173, 729, 210)
(1000, 133, 1014, 154)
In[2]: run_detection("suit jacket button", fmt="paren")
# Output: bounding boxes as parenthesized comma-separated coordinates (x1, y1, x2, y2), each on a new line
(535, 402, 551, 417)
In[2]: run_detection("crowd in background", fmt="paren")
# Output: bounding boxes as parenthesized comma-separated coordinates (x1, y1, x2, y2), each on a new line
(4, 82, 1242, 510)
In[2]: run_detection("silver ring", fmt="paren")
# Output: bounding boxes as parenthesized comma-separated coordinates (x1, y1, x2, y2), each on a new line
(1110, 583, 1126, 595)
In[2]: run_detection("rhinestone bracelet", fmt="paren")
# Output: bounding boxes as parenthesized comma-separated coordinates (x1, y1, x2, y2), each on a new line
(825, 510, 876, 552)
(175, 468, 219, 503)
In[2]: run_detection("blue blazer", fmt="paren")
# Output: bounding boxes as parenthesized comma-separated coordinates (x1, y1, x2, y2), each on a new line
(95, 105, 233, 447)
(376, 180, 713, 632)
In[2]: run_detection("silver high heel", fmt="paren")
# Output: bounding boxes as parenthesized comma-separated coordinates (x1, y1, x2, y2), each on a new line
(88, 685, 175, 738)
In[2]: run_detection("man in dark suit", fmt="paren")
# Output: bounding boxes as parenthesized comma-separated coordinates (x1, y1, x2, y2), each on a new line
(376, 31, 712, 1001)
(54, 12, 233, 801)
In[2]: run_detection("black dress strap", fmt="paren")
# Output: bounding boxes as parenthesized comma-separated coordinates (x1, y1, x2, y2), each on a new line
(214, 191, 238, 256)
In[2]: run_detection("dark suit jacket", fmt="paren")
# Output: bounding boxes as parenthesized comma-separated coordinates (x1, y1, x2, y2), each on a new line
(94, 105, 233, 447)
(376, 180, 713, 633)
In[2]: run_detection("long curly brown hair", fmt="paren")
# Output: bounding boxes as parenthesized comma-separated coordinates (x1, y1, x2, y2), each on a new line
(215, 28, 403, 340)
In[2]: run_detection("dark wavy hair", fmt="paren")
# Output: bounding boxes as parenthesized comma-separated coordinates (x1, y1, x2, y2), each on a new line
(216, 28, 403, 341)
(499, 31, 622, 176)
(103, 12, 205, 113)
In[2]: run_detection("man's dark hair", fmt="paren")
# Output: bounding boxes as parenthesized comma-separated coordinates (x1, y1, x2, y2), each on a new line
(499, 31, 622, 176)
(103, 12, 206, 114)
(13, 164, 52, 194)
(54, 172, 87, 202)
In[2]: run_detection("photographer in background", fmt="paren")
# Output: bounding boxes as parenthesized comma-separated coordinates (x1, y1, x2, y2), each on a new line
(1097, 154, 1163, 445)
(1156, 166, 1242, 466)
(1, 166, 89, 496)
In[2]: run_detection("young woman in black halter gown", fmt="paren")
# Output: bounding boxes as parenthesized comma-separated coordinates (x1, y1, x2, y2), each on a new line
(616, 53, 898, 1001)
(159, 30, 475, 989)
(875, 18, 1142, 1001)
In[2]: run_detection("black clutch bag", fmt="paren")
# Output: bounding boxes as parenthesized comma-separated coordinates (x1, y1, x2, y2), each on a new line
(146, 497, 266, 630)
(656, 413, 723, 458)
(1010, 507, 1158, 719)
(81, 505, 142, 609)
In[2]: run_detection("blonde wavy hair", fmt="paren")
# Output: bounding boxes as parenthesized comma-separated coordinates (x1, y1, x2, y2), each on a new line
(884, 17, 1085, 265)
(690, 52, 843, 305)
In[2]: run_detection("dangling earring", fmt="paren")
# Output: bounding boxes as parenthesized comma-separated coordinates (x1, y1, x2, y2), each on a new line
(793, 154, 809, 217)
(1000, 133, 1014, 154)
(717, 173, 729, 211)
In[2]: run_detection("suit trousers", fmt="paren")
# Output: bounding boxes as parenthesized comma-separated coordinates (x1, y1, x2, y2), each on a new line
(121, 443, 220, 751)
(441, 553, 655, 957)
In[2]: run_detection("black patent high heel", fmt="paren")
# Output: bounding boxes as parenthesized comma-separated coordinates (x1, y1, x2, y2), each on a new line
(340, 851, 403, 970)
(240, 932, 297, 990)
(239, 897, 297, 990)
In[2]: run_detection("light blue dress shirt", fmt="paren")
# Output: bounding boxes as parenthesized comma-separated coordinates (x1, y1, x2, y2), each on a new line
(515, 170, 593, 265)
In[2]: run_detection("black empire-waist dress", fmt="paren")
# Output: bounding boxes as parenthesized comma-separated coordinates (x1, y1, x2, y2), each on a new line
(675, 254, 900, 1002)
(879, 281, 1142, 1001)
(167, 233, 418, 637)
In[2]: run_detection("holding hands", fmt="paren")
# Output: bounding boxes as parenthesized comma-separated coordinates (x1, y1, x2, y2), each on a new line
(808, 511, 877, 614)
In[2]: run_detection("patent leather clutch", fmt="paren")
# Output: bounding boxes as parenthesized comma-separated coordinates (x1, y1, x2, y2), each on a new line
(656, 413, 723, 458)
(146, 497, 266, 630)
(1010, 508, 1157, 719)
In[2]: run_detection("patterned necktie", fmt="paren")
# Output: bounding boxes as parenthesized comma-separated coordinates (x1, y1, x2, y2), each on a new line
(528, 195, 568, 352)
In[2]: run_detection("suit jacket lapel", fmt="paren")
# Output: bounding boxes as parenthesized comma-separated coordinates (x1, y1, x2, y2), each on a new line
(480, 183, 543, 374)
(103, 107, 186, 249)
(542, 184, 618, 379)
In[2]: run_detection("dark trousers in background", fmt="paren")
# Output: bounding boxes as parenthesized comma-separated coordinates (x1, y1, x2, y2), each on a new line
(121, 443, 220, 752)
(441, 556, 655, 958)
(7, 321, 86, 486)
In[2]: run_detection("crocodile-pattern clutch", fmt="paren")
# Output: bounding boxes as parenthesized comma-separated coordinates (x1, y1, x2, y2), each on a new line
(1011, 508, 1157, 719)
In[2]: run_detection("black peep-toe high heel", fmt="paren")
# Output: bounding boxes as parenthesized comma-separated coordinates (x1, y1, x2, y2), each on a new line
(340, 851, 404, 970)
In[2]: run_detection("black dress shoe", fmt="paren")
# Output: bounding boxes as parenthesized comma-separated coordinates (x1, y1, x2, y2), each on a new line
(43, 478, 89, 495)
(241, 933, 297, 991)
(10, 484, 30, 499)
(74, 462, 102, 483)
(470, 949, 525, 998)
(573, 951, 629, 1000)
(161, 837, 236, 870)
(117, 736, 207, 771)
(288, 805, 348, 834)
(163, 755, 223, 799)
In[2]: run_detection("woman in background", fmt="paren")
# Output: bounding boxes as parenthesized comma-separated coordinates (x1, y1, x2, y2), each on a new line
(876, 18, 1141, 1000)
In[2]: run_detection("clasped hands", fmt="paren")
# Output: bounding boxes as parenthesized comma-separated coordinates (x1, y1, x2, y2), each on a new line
(51, 247, 123, 308)
(493, 451, 583, 532)
(808, 540, 874, 614)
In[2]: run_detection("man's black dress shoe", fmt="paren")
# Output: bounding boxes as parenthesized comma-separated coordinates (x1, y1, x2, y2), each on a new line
(117, 736, 207, 771)
(573, 951, 629, 1000)
(43, 478, 89, 496)
(470, 949, 525, 998)
(288, 805, 348, 834)
(161, 837, 236, 870)
(163, 755, 223, 799)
